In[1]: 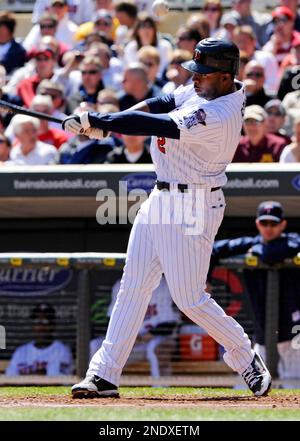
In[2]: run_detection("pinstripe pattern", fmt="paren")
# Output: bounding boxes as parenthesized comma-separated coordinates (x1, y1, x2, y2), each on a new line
(87, 81, 254, 385)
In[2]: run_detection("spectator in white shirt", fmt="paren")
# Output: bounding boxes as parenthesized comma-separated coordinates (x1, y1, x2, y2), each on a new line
(280, 115, 300, 162)
(7, 115, 58, 165)
(32, 0, 94, 25)
(48, 0, 78, 47)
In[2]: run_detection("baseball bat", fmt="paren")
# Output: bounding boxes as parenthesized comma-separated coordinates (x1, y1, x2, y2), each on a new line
(0, 99, 63, 124)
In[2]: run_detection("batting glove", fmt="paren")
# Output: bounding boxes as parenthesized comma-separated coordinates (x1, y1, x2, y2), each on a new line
(62, 112, 107, 140)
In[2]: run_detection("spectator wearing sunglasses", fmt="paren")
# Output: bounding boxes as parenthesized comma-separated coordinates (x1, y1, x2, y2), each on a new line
(280, 114, 300, 162)
(233, 105, 288, 163)
(175, 26, 202, 55)
(209, 201, 300, 386)
(123, 13, 172, 79)
(243, 61, 274, 108)
(202, 0, 224, 38)
(137, 46, 164, 89)
(263, 6, 300, 67)
(264, 99, 291, 145)
(66, 56, 105, 114)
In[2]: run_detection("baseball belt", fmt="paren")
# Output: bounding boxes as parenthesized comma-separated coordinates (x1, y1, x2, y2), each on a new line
(156, 181, 221, 193)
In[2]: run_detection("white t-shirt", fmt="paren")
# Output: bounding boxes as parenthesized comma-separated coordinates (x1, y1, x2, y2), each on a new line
(279, 144, 299, 163)
(150, 80, 246, 187)
(6, 340, 74, 376)
(8, 141, 58, 165)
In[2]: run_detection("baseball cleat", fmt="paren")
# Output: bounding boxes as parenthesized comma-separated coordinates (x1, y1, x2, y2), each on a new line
(72, 375, 119, 399)
(241, 352, 272, 397)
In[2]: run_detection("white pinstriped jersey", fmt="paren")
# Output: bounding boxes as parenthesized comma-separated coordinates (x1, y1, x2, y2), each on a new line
(150, 81, 246, 187)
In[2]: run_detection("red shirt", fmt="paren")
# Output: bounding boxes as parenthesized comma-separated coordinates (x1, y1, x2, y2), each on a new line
(17, 74, 54, 108)
(233, 134, 288, 163)
(39, 128, 69, 149)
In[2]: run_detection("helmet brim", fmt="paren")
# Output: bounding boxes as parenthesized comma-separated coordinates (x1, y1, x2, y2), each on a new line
(182, 60, 220, 74)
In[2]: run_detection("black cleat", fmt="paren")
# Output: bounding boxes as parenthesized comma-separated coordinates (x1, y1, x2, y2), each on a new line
(72, 375, 119, 399)
(241, 352, 272, 397)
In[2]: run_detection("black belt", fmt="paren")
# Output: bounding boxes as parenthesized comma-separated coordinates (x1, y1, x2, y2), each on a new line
(156, 181, 221, 193)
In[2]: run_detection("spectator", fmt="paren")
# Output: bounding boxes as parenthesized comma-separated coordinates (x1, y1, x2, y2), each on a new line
(90, 276, 179, 378)
(6, 303, 74, 376)
(123, 13, 173, 78)
(185, 13, 210, 40)
(66, 56, 105, 113)
(233, 26, 279, 95)
(0, 64, 23, 128)
(16, 48, 57, 108)
(48, 0, 78, 47)
(175, 26, 202, 55)
(202, 0, 224, 38)
(60, 103, 120, 164)
(280, 115, 300, 162)
(243, 61, 273, 107)
(0, 11, 26, 75)
(209, 201, 300, 385)
(6, 115, 58, 165)
(218, 15, 239, 41)
(105, 134, 151, 163)
(91, 10, 115, 47)
(282, 91, 300, 133)
(236, 50, 250, 81)
(118, 63, 160, 111)
(263, 6, 300, 67)
(280, 0, 300, 31)
(162, 49, 193, 94)
(264, 99, 291, 145)
(97, 89, 119, 108)
(137, 46, 163, 88)
(0, 134, 11, 163)
(221, 0, 271, 47)
(233, 105, 288, 162)
(114, 1, 138, 46)
(30, 95, 69, 149)
(277, 35, 300, 100)
(36, 79, 67, 126)
(85, 42, 123, 90)
(32, 0, 94, 25)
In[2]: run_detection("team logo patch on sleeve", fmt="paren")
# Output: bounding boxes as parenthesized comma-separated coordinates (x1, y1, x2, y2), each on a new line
(183, 109, 206, 129)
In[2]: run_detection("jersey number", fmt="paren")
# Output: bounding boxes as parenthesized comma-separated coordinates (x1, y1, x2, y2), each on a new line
(157, 137, 166, 154)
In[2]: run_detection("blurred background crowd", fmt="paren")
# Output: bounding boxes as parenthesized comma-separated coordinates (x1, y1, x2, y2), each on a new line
(1, 0, 300, 165)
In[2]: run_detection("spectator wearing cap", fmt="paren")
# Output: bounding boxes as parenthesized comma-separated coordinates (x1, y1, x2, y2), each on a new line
(221, 0, 271, 47)
(233, 26, 279, 95)
(118, 63, 160, 111)
(92, 10, 115, 47)
(0, 134, 11, 163)
(243, 61, 274, 107)
(16, 48, 58, 108)
(162, 49, 193, 94)
(30, 95, 69, 149)
(124, 13, 173, 79)
(47, 0, 78, 47)
(218, 14, 239, 41)
(233, 105, 288, 162)
(6, 115, 58, 165)
(66, 56, 105, 114)
(280, 115, 300, 162)
(0, 11, 26, 75)
(263, 6, 300, 67)
(209, 201, 300, 386)
(6, 303, 74, 376)
(137, 46, 164, 89)
(37, 79, 67, 126)
(277, 35, 300, 101)
(265, 99, 291, 145)
(32, 0, 94, 26)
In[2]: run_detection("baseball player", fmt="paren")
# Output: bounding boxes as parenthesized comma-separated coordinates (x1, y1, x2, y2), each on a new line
(63, 38, 272, 398)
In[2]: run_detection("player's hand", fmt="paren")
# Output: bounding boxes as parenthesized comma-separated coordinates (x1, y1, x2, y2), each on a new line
(62, 114, 85, 134)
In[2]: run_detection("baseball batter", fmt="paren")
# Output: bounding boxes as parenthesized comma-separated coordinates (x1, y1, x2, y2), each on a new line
(63, 38, 272, 398)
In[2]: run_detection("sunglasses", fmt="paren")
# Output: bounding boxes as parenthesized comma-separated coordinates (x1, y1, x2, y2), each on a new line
(259, 220, 281, 227)
(244, 119, 262, 125)
(40, 23, 56, 29)
(273, 16, 290, 24)
(267, 111, 282, 117)
(36, 56, 52, 61)
(95, 20, 112, 26)
(81, 69, 99, 75)
(178, 35, 192, 41)
(204, 6, 220, 12)
(141, 61, 156, 67)
(139, 22, 154, 29)
(246, 72, 264, 78)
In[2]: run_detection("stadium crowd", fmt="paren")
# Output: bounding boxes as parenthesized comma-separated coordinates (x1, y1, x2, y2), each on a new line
(0, 0, 300, 165)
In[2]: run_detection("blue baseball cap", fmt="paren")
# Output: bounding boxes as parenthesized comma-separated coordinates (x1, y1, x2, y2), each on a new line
(256, 201, 284, 222)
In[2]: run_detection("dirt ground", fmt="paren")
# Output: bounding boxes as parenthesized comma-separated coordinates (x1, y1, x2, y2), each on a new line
(0, 393, 299, 408)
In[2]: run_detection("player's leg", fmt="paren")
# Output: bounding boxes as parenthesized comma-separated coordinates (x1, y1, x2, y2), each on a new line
(154, 188, 271, 395)
(72, 204, 163, 397)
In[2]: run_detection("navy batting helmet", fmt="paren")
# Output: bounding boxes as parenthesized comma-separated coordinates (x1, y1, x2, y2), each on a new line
(182, 38, 240, 76)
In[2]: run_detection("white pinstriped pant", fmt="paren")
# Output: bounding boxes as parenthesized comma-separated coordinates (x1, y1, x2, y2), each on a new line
(88, 187, 254, 386)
